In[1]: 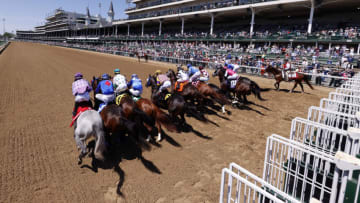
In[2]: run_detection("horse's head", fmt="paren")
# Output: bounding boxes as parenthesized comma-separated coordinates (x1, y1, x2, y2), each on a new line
(145, 74, 156, 88)
(166, 69, 176, 79)
(91, 76, 100, 91)
(213, 65, 225, 77)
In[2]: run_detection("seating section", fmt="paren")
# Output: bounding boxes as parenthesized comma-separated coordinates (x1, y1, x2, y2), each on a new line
(219, 74, 360, 202)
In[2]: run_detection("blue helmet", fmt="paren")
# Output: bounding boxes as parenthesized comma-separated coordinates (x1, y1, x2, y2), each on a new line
(131, 74, 138, 78)
(224, 62, 228, 67)
(102, 73, 110, 80)
(114, 68, 120, 74)
(74, 72, 83, 80)
(187, 64, 192, 68)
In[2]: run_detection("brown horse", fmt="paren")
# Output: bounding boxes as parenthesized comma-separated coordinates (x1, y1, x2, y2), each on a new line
(165, 69, 205, 105)
(136, 98, 177, 142)
(100, 104, 149, 150)
(265, 65, 314, 93)
(213, 66, 265, 103)
(166, 69, 230, 113)
(145, 74, 206, 124)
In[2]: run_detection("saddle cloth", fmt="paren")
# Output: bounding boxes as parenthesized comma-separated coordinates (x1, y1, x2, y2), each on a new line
(288, 72, 298, 79)
(70, 106, 92, 127)
(175, 81, 188, 92)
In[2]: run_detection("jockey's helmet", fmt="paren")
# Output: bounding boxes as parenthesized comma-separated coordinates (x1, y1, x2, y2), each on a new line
(199, 66, 204, 70)
(177, 66, 183, 71)
(155, 70, 162, 75)
(131, 74, 138, 78)
(224, 62, 228, 67)
(187, 64, 192, 68)
(74, 72, 83, 80)
(102, 73, 110, 80)
(114, 68, 120, 74)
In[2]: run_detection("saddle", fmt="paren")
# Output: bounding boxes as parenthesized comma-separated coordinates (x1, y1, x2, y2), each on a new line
(70, 106, 92, 127)
(174, 81, 188, 92)
(115, 93, 129, 105)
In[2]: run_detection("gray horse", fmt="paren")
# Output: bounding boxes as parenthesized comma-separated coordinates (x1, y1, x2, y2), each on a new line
(74, 110, 106, 164)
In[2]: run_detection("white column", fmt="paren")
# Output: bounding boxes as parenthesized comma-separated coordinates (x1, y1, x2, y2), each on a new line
(127, 24, 130, 36)
(328, 42, 331, 50)
(357, 43, 360, 55)
(159, 20, 162, 36)
(307, 0, 315, 34)
(141, 22, 145, 37)
(181, 17, 184, 35)
(210, 13, 214, 35)
(250, 7, 255, 37)
(115, 26, 118, 37)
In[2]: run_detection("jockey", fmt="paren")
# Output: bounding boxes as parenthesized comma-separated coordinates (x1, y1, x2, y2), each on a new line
(155, 70, 171, 94)
(95, 73, 115, 105)
(187, 64, 199, 77)
(224, 66, 238, 89)
(113, 68, 128, 96)
(282, 60, 291, 81)
(189, 66, 209, 83)
(127, 74, 143, 97)
(72, 72, 92, 117)
(175, 66, 189, 91)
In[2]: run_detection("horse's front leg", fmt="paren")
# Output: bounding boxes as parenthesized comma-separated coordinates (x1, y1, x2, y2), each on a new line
(156, 121, 162, 142)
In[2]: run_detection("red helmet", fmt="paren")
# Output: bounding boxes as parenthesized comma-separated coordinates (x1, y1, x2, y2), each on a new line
(199, 66, 204, 70)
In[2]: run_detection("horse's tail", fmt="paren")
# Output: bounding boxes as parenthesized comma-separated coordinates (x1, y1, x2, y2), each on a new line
(303, 76, 314, 90)
(133, 107, 155, 126)
(185, 103, 207, 122)
(94, 126, 106, 161)
(250, 81, 266, 101)
(155, 106, 178, 132)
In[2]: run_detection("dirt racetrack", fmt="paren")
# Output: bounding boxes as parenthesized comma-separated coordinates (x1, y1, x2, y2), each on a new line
(0, 42, 332, 203)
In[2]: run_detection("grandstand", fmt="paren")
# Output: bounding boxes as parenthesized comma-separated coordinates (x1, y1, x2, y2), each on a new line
(15, 0, 360, 75)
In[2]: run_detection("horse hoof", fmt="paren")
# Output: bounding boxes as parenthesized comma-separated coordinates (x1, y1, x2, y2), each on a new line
(146, 135, 151, 142)
(78, 158, 82, 165)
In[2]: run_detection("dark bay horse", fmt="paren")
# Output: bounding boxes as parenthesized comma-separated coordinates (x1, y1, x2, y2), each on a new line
(145, 75, 206, 124)
(167, 69, 230, 113)
(136, 98, 178, 142)
(265, 65, 314, 93)
(165, 69, 205, 105)
(213, 66, 265, 103)
(100, 104, 149, 150)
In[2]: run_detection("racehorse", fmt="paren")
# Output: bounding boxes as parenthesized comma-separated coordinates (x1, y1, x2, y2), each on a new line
(145, 74, 206, 124)
(136, 98, 178, 142)
(166, 69, 230, 113)
(165, 69, 205, 106)
(100, 104, 150, 150)
(213, 66, 265, 103)
(74, 110, 107, 165)
(265, 65, 314, 93)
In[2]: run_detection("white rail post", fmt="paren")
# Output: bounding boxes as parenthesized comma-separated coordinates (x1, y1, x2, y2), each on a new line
(210, 13, 214, 35)
(357, 43, 360, 55)
(159, 20, 162, 36)
(250, 7, 255, 38)
(181, 17, 184, 35)
(141, 22, 145, 37)
(307, 0, 315, 34)
(127, 23, 130, 36)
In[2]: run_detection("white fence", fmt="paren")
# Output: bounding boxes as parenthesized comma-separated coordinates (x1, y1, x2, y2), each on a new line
(319, 98, 360, 115)
(328, 92, 360, 105)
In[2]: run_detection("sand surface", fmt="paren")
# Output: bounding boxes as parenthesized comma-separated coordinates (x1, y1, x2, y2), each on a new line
(0, 42, 331, 202)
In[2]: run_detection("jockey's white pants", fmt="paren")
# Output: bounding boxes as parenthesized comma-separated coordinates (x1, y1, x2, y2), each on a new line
(199, 76, 209, 82)
(115, 83, 128, 93)
(232, 65, 240, 73)
(227, 74, 238, 80)
(129, 89, 141, 97)
(75, 92, 90, 102)
(95, 94, 115, 104)
(159, 81, 171, 92)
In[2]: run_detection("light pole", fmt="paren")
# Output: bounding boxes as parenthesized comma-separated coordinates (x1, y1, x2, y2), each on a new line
(2, 18, 5, 35)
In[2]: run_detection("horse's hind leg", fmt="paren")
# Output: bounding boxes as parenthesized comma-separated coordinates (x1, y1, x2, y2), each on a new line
(299, 82, 304, 93)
